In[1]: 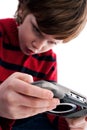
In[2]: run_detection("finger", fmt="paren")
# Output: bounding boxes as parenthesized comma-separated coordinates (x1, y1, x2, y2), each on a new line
(70, 128, 85, 130)
(66, 116, 87, 128)
(25, 105, 58, 117)
(14, 93, 59, 108)
(11, 72, 33, 83)
(13, 105, 58, 119)
(12, 79, 54, 99)
(66, 116, 86, 124)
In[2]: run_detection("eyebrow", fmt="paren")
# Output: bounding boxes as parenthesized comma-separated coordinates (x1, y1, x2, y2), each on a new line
(32, 22, 59, 43)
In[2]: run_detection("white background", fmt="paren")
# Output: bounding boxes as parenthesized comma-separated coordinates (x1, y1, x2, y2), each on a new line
(0, 0, 87, 96)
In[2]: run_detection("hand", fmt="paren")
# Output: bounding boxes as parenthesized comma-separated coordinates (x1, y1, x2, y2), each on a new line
(66, 116, 87, 130)
(0, 72, 59, 119)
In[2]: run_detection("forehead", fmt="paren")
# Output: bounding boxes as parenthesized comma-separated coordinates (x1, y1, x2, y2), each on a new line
(25, 14, 63, 42)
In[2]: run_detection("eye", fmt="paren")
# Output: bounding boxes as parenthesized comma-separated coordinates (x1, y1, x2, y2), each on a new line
(48, 41, 57, 45)
(33, 24, 41, 36)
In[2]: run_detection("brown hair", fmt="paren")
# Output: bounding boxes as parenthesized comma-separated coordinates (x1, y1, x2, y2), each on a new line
(15, 0, 87, 42)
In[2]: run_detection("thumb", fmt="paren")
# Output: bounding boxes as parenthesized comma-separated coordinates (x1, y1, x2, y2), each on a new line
(66, 116, 87, 129)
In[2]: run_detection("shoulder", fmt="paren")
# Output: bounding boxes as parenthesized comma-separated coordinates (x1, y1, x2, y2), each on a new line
(0, 18, 16, 26)
(0, 18, 16, 27)
(0, 18, 19, 46)
(0, 18, 17, 33)
(0, 18, 17, 36)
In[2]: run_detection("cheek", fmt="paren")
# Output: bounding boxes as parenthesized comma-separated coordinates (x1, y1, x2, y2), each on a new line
(42, 44, 54, 52)
(19, 31, 29, 44)
(21, 30, 35, 44)
(18, 25, 29, 43)
(18, 27, 24, 43)
(46, 44, 55, 50)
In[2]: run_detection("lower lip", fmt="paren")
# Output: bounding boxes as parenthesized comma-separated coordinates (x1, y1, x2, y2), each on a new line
(25, 48, 34, 55)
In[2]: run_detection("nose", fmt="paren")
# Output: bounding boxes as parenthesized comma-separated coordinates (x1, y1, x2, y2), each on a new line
(32, 40, 46, 51)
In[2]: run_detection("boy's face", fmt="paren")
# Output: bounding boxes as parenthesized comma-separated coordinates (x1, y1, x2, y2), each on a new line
(18, 14, 63, 55)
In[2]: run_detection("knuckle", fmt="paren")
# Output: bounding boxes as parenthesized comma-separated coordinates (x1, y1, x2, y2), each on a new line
(12, 72, 20, 76)
(4, 91, 16, 105)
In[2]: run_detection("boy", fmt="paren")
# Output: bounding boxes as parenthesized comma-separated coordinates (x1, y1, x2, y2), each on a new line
(0, 0, 87, 130)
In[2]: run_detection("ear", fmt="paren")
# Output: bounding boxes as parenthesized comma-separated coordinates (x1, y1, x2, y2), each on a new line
(18, 9, 23, 17)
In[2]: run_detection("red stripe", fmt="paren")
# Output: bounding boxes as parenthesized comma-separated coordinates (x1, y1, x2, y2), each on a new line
(0, 66, 16, 81)
(58, 117, 70, 130)
(0, 48, 26, 65)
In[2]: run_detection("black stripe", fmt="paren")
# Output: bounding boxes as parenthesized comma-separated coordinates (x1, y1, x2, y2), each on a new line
(3, 42, 20, 51)
(32, 54, 56, 61)
(0, 32, 2, 37)
(0, 58, 22, 71)
(21, 67, 46, 78)
(48, 79, 57, 82)
(53, 116, 59, 130)
(0, 59, 46, 78)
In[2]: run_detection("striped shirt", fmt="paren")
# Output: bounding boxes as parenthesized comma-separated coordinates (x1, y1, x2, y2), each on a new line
(0, 18, 69, 130)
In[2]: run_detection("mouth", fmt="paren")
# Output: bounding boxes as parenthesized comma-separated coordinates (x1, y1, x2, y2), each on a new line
(23, 47, 35, 55)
